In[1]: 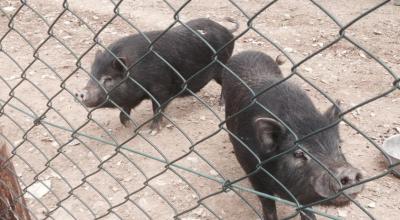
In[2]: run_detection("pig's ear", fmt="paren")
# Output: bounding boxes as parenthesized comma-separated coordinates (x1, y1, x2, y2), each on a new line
(254, 117, 285, 154)
(112, 57, 127, 72)
(313, 175, 332, 198)
(324, 101, 342, 122)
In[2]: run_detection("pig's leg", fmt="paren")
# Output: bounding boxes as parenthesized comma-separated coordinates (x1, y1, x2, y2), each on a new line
(300, 211, 316, 220)
(119, 106, 132, 127)
(218, 91, 225, 107)
(149, 102, 167, 133)
(249, 175, 278, 220)
(149, 91, 171, 134)
(214, 73, 225, 107)
(260, 197, 278, 220)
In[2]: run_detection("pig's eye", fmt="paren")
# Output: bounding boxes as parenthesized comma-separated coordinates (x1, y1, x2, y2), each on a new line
(293, 150, 307, 160)
(101, 76, 113, 86)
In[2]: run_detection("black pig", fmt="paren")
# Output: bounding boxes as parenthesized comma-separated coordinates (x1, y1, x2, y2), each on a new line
(222, 51, 363, 220)
(76, 18, 238, 133)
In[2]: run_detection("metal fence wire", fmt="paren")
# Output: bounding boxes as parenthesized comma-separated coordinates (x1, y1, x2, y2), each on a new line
(0, 0, 399, 219)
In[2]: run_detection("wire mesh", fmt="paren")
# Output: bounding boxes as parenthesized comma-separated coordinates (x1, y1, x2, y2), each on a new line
(0, 0, 399, 219)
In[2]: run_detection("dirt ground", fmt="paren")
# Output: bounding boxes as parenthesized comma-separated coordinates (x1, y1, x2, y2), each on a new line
(0, 0, 399, 219)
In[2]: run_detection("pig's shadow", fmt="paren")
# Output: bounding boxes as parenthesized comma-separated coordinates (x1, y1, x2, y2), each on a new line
(112, 94, 223, 133)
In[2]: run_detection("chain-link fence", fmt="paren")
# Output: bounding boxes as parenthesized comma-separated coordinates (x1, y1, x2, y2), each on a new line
(0, 0, 399, 219)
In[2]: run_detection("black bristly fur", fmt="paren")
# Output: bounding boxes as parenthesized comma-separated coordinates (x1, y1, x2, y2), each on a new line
(222, 51, 363, 220)
(81, 18, 236, 130)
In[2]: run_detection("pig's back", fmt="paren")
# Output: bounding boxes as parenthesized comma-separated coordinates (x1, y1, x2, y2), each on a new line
(108, 21, 233, 93)
(223, 51, 325, 137)
(222, 51, 284, 118)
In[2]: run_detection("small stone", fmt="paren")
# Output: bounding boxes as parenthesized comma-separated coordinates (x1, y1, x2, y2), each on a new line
(283, 14, 291, 20)
(200, 116, 206, 121)
(50, 171, 62, 180)
(150, 130, 158, 136)
(284, 47, 294, 53)
(367, 202, 376, 208)
(41, 75, 56, 80)
(5, 75, 19, 81)
(166, 124, 174, 129)
(186, 156, 199, 163)
(68, 140, 80, 146)
(40, 137, 53, 143)
(275, 54, 286, 65)
(337, 209, 347, 217)
(101, 155, 111, 161)
(320, 79, 328, 84)
(209, 170, 218, 176)
(138, 198, 148, 208)
(123, 177, 133, 182)
(153, 179, 166, 186)
(13, 140, 23, 146)
(304, 67, 312, 72)
(372, 30, 382, 35)
(243, 37, 253, 43)
(359, 51, 367, 58)
(3, 6, 16, 13)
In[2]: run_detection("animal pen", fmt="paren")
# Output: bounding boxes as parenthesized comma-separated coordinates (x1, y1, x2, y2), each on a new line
(0, 0, 399, 219)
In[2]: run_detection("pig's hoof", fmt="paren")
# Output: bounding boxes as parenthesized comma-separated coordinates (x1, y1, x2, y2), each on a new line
(122, 120, 134, 128)
(300, 211, 316, 220)
(119, 113, 131, 127)
(121, 119, 130, 127)
(149, 121, 162, 135)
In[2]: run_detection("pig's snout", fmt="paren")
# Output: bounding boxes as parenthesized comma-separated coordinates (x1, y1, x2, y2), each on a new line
(75, 88, 104, 107)
(75, 90, 88, 102)
(314, 165, 364, 206)
(336, 166, 363, 187)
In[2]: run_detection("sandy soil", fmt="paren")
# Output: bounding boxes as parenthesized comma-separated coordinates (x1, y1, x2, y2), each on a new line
(0, 0, 399, 219)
